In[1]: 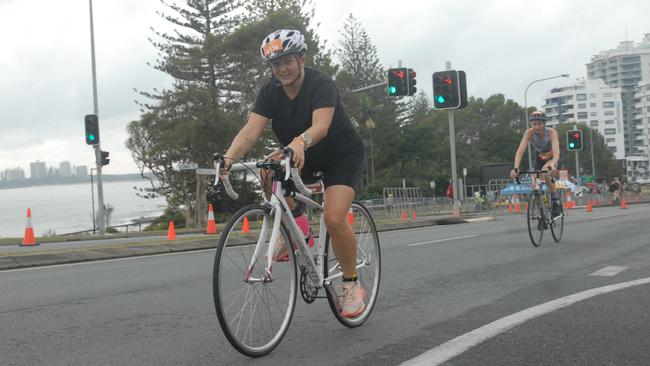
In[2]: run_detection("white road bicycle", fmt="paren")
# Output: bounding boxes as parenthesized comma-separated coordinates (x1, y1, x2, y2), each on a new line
(211, 149, 381, 357)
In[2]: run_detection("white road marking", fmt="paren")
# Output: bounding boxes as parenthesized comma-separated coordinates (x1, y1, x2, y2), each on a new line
(400, 276, 650, 366)
(408, 235, 479, 247)
(591, 214, 622, 220)
(0, 248, 214, 273)
(590, 266, 628, 277)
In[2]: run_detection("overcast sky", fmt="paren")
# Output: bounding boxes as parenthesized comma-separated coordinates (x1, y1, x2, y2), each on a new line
(2, 0, 649, 175)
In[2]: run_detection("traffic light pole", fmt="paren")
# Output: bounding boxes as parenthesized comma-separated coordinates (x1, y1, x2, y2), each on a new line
(89, 0, 105, 233)
(350, 81, 387, 93)
(448, 110, 460, 216)
(575, 151, 580, 185)
(574, 124, 580, 185)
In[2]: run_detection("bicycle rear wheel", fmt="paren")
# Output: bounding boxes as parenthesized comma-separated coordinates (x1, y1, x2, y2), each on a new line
(324, 201, 381, 327)
(213, 204, 297, 357)
(550, 201, 564, 242)
(527, 192, 544, 247)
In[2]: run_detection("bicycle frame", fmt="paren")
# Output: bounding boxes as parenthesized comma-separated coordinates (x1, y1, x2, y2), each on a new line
(216, 157, 366, 290)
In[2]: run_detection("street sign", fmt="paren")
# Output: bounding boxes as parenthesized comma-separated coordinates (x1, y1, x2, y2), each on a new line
(177, 163, 199, 170)
(196, 168, 216, 175)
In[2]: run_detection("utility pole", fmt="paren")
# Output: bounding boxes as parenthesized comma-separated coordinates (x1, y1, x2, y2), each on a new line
(88, 0, 105, 233)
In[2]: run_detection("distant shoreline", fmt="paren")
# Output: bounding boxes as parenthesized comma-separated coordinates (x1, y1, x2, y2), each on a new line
(0, 173, 154, 190)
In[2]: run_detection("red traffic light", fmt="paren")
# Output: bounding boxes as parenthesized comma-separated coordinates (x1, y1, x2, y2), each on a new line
(573, 132, 581, 138)
(443, 77, 453, 85)
(410, 70, 416, 78)
(392, 70, 406, 79)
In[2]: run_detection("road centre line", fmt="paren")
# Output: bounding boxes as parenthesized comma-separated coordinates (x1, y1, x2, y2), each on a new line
(408, 235, 479, 247)
(591, 214, 624, 221)
(400, 276, 650, 366)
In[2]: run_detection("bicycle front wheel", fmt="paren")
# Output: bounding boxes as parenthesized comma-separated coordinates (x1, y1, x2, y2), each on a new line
(527, 193, 544, 247)
(550, 202, 564, 243)
(213, 204, 297, 357)
(324, 201, 381, 327)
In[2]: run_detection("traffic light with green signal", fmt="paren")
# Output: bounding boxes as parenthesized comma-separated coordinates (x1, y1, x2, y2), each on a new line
(567, 129, 583, 151)
(432, 70, 468, 110)
(387, 68, 408, 96)
(85, 114, 100, 145)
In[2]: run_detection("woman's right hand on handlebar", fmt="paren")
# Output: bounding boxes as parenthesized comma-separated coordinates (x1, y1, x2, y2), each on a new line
(510, 168, 519, 179)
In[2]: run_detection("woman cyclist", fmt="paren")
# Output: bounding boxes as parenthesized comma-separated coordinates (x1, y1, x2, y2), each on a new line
(510, 110, 563, 218)
(219, 29, 366, 318)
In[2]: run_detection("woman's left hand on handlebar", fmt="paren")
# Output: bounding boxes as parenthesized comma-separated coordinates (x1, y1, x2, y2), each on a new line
(219, 157, 232, 179)
(287, 139, 306, 170)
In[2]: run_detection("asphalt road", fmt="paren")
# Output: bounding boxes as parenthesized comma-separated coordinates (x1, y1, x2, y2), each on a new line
(1, 204, 649, 365)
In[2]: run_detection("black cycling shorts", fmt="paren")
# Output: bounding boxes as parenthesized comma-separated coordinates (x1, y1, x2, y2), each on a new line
(534, 155, 563, 171)
(301, 145, 365, 192)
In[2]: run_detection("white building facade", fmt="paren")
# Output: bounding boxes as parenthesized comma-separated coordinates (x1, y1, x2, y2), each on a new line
(542, 78, 625, 160)
(629, 79, 650, 182)
(585, 34, 650, 182)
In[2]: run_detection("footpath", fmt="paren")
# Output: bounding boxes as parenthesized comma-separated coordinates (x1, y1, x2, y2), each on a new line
(0, 214, 495, 271)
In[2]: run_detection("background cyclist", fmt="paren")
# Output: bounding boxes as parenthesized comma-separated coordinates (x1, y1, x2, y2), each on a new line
(510, 110, 563, 218)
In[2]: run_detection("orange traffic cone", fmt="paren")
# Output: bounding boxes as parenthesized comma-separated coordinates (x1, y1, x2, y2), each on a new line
(514, 202, 522, 213)
(206, 204, 217, 234)
(167, 221, 176, 241)
(586, 200, 593, 213)
(401, 210, 407, 221)
(507, 203, 513, 214)
(242, 216, 250, 233)
(411, 209, 417, 220)
(566, 191, 574, 209)
(620, 197, 627, 209)
(347, 209, 355, 225)
(21, 208, 38, 246)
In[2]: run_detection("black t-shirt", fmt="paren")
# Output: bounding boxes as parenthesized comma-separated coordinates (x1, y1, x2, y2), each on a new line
(252, 68, 362, 168)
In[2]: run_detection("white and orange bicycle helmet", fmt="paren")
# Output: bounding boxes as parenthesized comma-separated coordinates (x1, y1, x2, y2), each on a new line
(260, 29, 308, 62)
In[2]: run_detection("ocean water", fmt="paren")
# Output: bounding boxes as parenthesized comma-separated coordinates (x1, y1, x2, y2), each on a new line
(0, 180, 167, 238)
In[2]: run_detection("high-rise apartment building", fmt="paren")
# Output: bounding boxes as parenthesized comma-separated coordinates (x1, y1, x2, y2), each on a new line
(586, 34, 650, 156)
(30, 161, 47, 180)
(75, 165, 88, 177)
(629, 79, 650, 182)
(59, 161, 72, 177)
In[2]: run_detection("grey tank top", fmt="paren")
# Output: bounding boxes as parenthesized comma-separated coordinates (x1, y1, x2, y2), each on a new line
(531, 128, 552, 153)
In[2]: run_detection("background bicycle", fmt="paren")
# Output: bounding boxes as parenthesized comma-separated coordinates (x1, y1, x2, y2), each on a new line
(516, 170, 564, 247)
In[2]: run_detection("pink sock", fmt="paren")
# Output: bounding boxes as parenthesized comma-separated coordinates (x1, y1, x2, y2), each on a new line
(294, 214, 314, 247)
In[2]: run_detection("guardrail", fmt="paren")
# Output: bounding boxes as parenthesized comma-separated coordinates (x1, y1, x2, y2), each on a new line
(61, 218, 158, 236)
